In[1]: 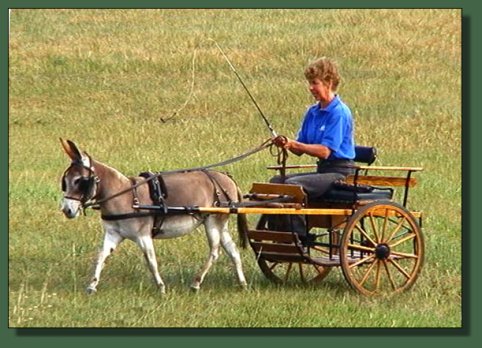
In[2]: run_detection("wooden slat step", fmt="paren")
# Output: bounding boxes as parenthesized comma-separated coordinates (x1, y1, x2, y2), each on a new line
(247, 230, 298, 243)
(310, 254, 363, 266)
(310, 255, 360, 266)
(251, 241, 301, 254)
(260, 253, 308, 263)
(310, 256, 342, 266)
(311, 252, 407, 266)
(259, 253, 360, 266)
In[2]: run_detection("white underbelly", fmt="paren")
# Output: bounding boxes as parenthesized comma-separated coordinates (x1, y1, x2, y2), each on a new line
(152, 215, 204, 239)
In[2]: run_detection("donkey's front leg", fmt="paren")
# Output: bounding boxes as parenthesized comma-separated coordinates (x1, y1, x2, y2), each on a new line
(87, 229, 124, 294)
(137, 235, 166, 294)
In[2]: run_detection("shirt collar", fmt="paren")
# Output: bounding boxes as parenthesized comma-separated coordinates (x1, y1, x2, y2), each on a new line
(318, 94, 340, 112)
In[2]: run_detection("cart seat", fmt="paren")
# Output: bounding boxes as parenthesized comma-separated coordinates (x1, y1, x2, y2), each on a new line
(320, 186, 393, 203)
(315, 146, 392, 204)
(313, 180, 393, 204)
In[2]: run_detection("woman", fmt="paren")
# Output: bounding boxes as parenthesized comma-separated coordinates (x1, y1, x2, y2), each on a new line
(272, 57, 355, 198)
(270, 57, 356, 239)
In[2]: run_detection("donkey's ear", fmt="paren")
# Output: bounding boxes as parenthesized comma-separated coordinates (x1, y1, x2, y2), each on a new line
(60, 138, 82, 161)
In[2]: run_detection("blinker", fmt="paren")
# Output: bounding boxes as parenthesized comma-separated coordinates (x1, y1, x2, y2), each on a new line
(78, 177, 93, 194)
(61, 176, 91, 193)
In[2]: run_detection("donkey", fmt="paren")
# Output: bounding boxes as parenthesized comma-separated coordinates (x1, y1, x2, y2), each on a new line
(59, 138, 248, 294)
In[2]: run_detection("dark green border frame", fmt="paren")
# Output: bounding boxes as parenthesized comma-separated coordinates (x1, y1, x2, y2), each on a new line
(2, 1, 477, 347)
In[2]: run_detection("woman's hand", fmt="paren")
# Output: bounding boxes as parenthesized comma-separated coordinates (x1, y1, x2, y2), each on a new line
(272, 135, 289, 148)
(273, 135, 330, 159)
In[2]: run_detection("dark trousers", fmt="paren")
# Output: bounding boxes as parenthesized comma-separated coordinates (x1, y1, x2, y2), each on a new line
(268, 160, 354, 238)
(270, 172, 346, 200)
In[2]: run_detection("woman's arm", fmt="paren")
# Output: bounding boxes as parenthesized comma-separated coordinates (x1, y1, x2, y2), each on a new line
(273, 136, 331, 159)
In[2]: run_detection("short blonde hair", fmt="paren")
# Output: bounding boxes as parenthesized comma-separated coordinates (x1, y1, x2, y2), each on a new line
(304, 57, 341, 90)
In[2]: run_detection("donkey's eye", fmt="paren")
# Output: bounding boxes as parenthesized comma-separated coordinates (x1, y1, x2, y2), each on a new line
(73, 178, 81, 186)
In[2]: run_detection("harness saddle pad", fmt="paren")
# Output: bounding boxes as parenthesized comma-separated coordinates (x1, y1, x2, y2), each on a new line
(139, 172, 168, 205)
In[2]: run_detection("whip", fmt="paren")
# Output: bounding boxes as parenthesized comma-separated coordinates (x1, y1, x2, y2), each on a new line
(210, 39, 278, 138)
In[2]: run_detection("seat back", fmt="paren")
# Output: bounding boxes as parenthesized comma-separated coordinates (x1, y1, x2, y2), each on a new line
(354, 146, 377, 165)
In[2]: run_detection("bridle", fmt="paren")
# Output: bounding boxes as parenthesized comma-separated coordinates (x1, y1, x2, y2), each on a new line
(61, 157, 100, 208)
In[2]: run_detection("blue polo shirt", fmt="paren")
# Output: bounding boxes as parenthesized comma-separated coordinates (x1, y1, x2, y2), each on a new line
(296, 95, 355, 160)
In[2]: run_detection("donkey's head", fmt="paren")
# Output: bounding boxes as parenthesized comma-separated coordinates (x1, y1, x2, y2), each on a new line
(60, 138, 99, 219)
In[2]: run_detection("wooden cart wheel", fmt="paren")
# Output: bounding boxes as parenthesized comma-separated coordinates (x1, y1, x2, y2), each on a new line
(339, 201, 424, 296)
(255, 215, 332, 284)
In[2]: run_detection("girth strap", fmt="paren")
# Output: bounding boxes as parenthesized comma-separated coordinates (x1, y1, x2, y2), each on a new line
(101, 211, 154, 221)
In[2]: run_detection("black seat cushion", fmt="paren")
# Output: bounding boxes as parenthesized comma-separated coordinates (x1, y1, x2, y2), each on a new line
(315, 180, 393, 203)
(321, 187, 393, 203)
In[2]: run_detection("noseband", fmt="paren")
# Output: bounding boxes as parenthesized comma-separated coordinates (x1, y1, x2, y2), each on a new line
(61, 158, 100, 207)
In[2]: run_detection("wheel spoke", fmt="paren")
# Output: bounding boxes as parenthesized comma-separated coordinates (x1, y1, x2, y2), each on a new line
(384, 215, 407, 244)
(269, 262, 279, 272)
(382, 259, 397, 290)
(347, 243, 375, 253)
(358, 257, 378, 286)
(390, 250, 419, 259)
(255, 215, 332, 285)
(368, 213, 381, 243)
(284, 263, 293, 282)
(349, 254, 375, 269)
(298, 263, 306, 282)
(389, 233, 416, 248)
(375, 260, 382, 292)
(380, 208, 389, 242)
(388, 258, 411, 279)
(311, 245, 331, 255)
(354, 223, 378, 247)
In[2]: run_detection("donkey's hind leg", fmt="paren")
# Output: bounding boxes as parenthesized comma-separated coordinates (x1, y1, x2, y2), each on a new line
(220, 222, 247, 289)
(190, 215, 222, 291)
(87, 229, 124, 294)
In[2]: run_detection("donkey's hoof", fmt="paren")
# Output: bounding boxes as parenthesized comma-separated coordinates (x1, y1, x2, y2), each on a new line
(190, 284, 200, 292)
(86, 286, 97, 295)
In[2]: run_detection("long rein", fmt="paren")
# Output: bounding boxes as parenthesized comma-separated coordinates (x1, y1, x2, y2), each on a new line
(84, 138, 282, 210)
(81, 41, 293, 215)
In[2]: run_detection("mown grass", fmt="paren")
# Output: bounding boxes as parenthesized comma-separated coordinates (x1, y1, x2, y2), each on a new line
(9, 9, 461, 328)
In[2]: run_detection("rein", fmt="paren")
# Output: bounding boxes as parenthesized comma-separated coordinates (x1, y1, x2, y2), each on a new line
(84, 138, 276, 210)
(92, 40, 285, 212)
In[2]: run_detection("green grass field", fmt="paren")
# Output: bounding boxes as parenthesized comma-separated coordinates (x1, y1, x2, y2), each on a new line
(8, 9, 461, 328)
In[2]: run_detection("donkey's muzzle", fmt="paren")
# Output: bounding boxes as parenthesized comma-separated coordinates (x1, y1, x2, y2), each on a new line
(61, 198, 81, 219)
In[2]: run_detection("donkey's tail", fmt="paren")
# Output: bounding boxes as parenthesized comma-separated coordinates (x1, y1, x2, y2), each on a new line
(236, 187, 249, 249)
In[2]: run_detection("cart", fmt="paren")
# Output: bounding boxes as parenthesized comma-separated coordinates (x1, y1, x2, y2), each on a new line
(244, 146, 424, 296)
(197, 146, 423, 296)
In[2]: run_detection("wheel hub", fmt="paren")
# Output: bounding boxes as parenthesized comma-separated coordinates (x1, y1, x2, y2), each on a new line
(375, 244, 390, 260)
